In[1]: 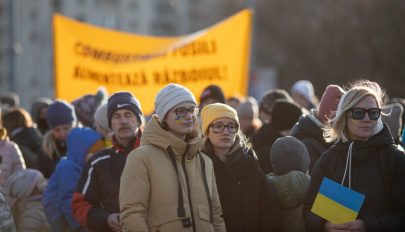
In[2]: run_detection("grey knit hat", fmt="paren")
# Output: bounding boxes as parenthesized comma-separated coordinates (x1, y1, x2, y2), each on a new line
(94, 103, 110, 132)
(270, 136, 310, 175)
(259, 89, 293, 114)
(5, 169, 45, 208)
(154, 84, 197, 122)
(237, 96, 259, 120)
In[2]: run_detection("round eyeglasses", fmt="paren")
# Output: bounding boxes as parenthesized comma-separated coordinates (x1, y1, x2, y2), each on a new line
(210, 122, 238, 133)
(349, 108, 381, 120)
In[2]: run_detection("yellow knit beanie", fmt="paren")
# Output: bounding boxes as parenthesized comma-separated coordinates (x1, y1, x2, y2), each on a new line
(201, 103, 239, 134)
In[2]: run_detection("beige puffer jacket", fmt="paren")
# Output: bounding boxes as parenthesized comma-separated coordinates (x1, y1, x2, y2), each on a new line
(120, 116, 226, 232)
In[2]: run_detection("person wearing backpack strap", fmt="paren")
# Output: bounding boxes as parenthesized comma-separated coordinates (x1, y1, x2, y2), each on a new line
(304, 80, 405, 231)
(120, 84, 225, 232)
(72, 91, 144, 232)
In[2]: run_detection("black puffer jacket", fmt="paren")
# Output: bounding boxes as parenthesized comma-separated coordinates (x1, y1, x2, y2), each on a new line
(37, 140, 67, 178)
(252, 123, 282, 174)
(304, 125, 405, 231)
(9, 127, 43, 170)
(205, 142, 278, 232)
(290, 114, 330, 174)
(72, 135, 141, 232)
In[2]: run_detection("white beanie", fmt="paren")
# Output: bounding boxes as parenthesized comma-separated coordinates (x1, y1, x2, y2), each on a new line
(291, 80, 315, 103)
(94, 103, 110, 132)
(155, 84, 197, 122)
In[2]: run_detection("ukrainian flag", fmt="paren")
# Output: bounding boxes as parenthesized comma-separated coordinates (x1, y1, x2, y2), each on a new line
(311, 177, 365, 224)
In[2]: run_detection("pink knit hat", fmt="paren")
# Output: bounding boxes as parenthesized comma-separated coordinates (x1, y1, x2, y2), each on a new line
(317, 85, 345, 124)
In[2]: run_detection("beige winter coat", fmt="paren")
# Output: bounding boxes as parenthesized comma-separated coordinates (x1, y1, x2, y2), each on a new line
(120, 116, 226, 232)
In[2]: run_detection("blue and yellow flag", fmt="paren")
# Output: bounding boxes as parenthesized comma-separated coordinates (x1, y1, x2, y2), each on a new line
(311, 177, 365, 224)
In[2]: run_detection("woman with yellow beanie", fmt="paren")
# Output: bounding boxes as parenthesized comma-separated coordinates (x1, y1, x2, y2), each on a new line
(201, 103, 278, 232)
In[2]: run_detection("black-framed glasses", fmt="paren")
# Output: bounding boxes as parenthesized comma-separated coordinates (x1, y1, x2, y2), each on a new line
(210, 122, 238, 133)
(173, 107, 199, 117)
(349, 108, 381, 120)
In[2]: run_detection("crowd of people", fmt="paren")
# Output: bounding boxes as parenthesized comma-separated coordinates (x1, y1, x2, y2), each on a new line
(0, 79, 404, 232)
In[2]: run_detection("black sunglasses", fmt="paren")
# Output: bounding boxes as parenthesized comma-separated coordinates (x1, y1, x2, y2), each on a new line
(349, 108, 381, 120)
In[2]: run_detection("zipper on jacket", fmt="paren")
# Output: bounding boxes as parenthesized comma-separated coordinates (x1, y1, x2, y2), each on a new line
(181, 145, 196, 232)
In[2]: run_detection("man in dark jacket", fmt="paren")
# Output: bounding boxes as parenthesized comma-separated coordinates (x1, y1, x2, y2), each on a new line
(291, 85, 344, 174)
(252, 89, 294, 174)
(72, 92, 144, 232)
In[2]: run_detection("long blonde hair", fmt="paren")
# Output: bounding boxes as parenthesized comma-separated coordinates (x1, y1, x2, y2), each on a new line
(42, 131, 63, 159)
(0, 127, 7, 140)
(0, 108, 6, 140)
(323, 80, 385, 143)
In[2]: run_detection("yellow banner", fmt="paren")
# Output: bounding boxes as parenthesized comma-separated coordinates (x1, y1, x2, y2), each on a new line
(54, 9, 252, 114)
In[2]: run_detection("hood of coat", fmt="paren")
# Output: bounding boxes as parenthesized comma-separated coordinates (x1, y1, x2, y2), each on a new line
(290, 114, 325, 145)
(266, 170, 310, 209)
(203, 135, 245, 160)
(335, 124, 394, 162)
(66, 127, 102, 166)
(10, 127, 43, 152)
(225, 137, 254, 165)
(227, 145, 258, 180)
(30, 97, 52, 123)
(252, 123, 281, 149)
(203, 138, 257, 180)
(141, 116, 203, 158)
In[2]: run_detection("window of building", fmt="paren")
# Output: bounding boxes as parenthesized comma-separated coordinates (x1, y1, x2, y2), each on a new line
(96, 0, 115, 6)
(76, 13, 86, 22)
(128, 0, 138, 10)
(77, 0, 85, 6)
(153, 21, 177, 36)
(129, 21, 138, 30)
(30, 9, 38, 22)
(29, 31, 38, 43)
(155, 1, 174, 16)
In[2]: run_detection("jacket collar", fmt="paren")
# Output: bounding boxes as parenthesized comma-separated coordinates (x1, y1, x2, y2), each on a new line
(112, 130, 142, 155)
(141, 116, 203, 159)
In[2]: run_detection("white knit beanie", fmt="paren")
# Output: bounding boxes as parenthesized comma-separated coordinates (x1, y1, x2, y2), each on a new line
(94, 103, 110, 132)
(155, 84, 197, 122)
(291, 80, 315, 103)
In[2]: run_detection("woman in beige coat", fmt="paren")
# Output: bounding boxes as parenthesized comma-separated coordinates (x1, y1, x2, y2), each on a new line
(120, 84, 226, 232)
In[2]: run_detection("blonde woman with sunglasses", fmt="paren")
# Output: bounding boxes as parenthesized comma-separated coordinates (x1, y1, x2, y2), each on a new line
(304, 80, 405, 231)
